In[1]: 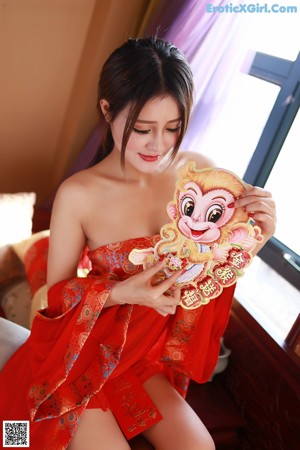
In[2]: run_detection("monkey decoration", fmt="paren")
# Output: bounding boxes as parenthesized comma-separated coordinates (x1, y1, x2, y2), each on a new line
(129, 161, 263, 310)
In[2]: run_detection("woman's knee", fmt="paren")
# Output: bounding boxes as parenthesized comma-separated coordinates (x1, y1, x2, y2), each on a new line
(199, 432, 216, 450)
(175, 426, 215, 450)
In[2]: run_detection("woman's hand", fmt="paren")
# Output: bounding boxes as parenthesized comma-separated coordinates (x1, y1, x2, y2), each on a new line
(235, 185, 277, 253)
(108, 260, 182, 316)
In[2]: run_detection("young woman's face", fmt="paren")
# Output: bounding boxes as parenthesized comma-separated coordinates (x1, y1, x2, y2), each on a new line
(110, 95, 182, 173)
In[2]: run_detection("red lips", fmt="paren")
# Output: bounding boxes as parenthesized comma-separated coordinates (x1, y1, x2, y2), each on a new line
(138, 153, 159, 162)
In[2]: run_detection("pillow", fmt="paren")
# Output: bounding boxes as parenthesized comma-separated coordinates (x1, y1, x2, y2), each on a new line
(0, 280, 32, 329)
(1, 235, 49, 330)
(0, 244, 26, 288)
(0, 317, 30, 370)
(12, 231, 50, 328)
(12, 229, 50, 263)
(0, 192, 36, 246)
(0, 192, 35, 326)
(0, 244, 28, 326)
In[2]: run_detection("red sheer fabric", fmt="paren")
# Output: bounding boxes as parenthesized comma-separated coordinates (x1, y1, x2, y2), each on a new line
(0, 236, 235, 449)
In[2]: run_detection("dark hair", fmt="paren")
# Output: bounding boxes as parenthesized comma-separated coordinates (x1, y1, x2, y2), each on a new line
(94, 36, 194, 169)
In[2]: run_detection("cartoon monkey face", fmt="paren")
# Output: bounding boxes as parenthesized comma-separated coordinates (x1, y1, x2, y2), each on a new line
(169, 181, 236, 244)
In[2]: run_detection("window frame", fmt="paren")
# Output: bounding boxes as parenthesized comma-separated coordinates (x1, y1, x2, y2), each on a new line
(243, 51, 300, 291)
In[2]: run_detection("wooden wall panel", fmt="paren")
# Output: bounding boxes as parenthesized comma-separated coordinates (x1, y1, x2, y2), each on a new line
(0, 0, 95, 200)
(220, 300, 300, 450)
(0, 0, 150, 203)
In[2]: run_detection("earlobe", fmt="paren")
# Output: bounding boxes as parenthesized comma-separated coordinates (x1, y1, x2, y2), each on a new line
(99, 99, 111, 122)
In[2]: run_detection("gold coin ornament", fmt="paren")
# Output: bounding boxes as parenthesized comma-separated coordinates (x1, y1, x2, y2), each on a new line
(129, 161, 263, 310)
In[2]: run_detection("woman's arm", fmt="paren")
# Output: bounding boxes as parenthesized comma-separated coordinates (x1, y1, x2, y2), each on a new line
(47, 177, 181, 316)
(47, 179, 87, 289)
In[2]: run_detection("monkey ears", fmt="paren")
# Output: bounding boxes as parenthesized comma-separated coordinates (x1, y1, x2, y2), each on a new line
(166, 202, 177, 220)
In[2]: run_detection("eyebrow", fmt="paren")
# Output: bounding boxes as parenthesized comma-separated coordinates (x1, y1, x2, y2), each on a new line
(187, 188, 198, 195)
(212, 196, 227, 201)
(135, 118, 182, 124)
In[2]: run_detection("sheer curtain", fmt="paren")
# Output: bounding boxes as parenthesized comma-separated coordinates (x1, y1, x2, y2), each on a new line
(146, 0, 253, 153)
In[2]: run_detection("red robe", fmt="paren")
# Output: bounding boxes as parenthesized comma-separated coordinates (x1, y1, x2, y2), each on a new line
(0, 235, 235, 449)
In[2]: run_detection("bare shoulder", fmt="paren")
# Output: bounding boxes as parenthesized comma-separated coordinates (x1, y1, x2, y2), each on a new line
(54, 167, 100, 203)
(50, 169, 99, 227)
(175, 150, 215, 170)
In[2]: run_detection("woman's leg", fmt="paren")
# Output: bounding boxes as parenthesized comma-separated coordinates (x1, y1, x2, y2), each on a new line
(68, 408, 131, 450)
(142, 374, 215, 450)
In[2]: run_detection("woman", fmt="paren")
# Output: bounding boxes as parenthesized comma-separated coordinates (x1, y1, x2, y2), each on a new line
(0, 37, 276, 450)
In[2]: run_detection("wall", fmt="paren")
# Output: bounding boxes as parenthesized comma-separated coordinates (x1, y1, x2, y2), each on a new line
(0, 0, 150, 204)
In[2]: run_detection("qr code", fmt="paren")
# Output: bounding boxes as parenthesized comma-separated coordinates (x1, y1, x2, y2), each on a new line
(3, 421, 29, 448)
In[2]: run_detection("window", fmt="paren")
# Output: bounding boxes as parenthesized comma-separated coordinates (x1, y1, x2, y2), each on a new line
(244, 51, 300, 291)
(197, 11, 300, 341)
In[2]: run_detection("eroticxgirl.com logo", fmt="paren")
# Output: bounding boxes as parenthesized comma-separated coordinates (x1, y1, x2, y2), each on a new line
(206, 2, 298, 14)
